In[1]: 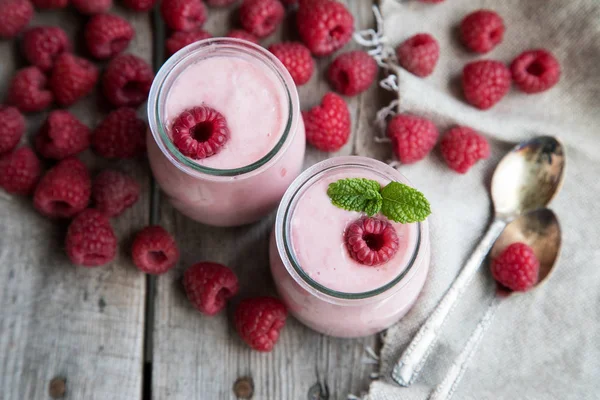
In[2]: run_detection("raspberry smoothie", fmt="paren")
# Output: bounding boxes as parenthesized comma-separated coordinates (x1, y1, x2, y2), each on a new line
(147, 39, 305, 226)
(270, 157, 430, 338)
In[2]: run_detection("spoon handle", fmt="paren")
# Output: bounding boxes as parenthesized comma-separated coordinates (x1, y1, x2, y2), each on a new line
(392, 219, 506, 387)
(429, 296, 501, 400)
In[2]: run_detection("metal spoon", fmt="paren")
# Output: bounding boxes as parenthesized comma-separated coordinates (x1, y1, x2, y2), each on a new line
(430, 208, 562, 400)
(392, 136, 566, 387)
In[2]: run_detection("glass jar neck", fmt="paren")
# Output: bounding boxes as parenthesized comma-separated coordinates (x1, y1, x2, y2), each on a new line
(147, 38, 300, 181)
(274, 156, 428, 304)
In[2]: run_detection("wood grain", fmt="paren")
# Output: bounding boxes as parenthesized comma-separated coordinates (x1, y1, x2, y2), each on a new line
(0, 7, 151, 400)
(151, 2, 386, 399)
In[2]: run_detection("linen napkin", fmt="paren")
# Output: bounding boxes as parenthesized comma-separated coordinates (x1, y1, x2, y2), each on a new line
(359, 1, 600, 399)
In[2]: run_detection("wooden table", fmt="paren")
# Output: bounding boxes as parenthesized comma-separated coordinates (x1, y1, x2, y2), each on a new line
(0, 2, 393, 399)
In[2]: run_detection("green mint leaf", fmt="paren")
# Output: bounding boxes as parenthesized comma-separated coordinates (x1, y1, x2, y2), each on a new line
(380, 181, 431, 223)
(327, 178, 383, 216)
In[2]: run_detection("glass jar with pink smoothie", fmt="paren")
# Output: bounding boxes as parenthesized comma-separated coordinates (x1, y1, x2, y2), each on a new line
(270, 156, 431, 338)
(147, 38, 305, 227)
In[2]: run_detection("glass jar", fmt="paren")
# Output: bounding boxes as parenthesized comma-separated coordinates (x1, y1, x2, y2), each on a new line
(269, 156, 431, 338)
(147, 38, 305, 227)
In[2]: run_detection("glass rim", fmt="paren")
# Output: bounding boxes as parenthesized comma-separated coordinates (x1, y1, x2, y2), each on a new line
(147, 38, 300, 179)
(274, 156, 428, 301)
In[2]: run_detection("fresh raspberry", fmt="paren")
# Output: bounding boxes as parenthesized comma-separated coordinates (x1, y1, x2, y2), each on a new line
(92, 170, 140, 217)
(234, 297, 287, 352)
(510, 49, 561, 94)
(396, 33, 439, 78)
(268, 42, 314, 86)
(440, 126, 490, 174)
(0, 106, 25, 155)
(85, 14, 135, 60)
(50, 54, 99, 106)
(0, 0, 33, 39)
(34, 157, 91, 218)
(183, 262, 239, 315)
(226, 29, 259, 44)
(345, 217, 399, 267)
(0, 147, 41, 195)
(72, 0, 112, 14)
(327, 51, 377, 96)
(132, 226, 179, 275)
(122, 0, 156, 11)
(240, 0, 285, 38)
(65, 209, 117, 267)
(297, 0, 354, 57)
(171, 106, 230, 160)
(102, 54, 154, 108)
(160, 0, 207, 32)
(166, 29, 212, 56)
(491, 242, 540, 292)
(7, 67, 53, 113)
(206, 0, 236, 6)
(462, 60, 510, 110)
(22, 26, 71, 71)
(35, 111, 90, 160)
(303, 92, 350, 152)
(460, 10, 504, 54)
(92, 107, 146, 158)
(31, 0, 68, 8)
(387, 114, 438, 164)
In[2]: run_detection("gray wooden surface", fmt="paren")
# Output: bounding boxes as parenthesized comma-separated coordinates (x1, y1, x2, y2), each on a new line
(0, 2, 389, 399)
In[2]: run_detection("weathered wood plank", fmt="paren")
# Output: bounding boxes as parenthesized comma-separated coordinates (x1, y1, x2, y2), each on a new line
(0, 6, 151, 400)
(151, 2, 383, 399)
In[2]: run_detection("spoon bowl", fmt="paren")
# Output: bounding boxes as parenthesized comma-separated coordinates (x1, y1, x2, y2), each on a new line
(491, 136, 565, 221)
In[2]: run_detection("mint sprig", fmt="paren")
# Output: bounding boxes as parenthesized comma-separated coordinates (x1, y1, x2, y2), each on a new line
(327, 178, 431, 223)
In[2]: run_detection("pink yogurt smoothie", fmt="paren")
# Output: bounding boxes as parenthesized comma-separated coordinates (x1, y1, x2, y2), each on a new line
(147, 39, 305, 226)
(270, 157, 430, 337)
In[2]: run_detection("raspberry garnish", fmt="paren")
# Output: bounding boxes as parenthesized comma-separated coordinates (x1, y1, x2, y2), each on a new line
(183, 262, 239, 315)
(440, 126, 490, 174)
(72, 0, 112, 14)
(22, 26, 71, 71)
(66, 209, 117, 267)
(297, 0, 354, 57)
(34, 157, 91, 218)
(0, 0, 33, 39)
(50, 54, 99, 107)
(92, 107, 146, 159)
(8, 67, 54, 113)
(166, 29, 212, 56)
(0, 147, 41, 195)
(462, 60, 510, 110)
(171, 106, 230, 160)
(102, 54, 154, 108)
(226, 29, 259, 44)
(268, 42, 315, 86)
(161, 0, 207, 32)
(85, 14, 135, 60)
(327, 50, 378, 96)
(491, 242, 540, 292)
(510, 49, 561, 94)
(0, 106, 25, 155)
(35, 110, 90, 160)
(206, 0, 236, 6)
(240, 0, 285, 38)
(303, 92, 351, 152)
(234, 297, 287, 352)
(345, 217, 400, 267)
(123, 0, 156, 11)
(132, 226, 179, 275)
(396, 33, 440, 78)
(31, 0, 68, 8)
(460, 10, 505, 54)
(387, 114, 438, 164)
(92, 170, 140, 217)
